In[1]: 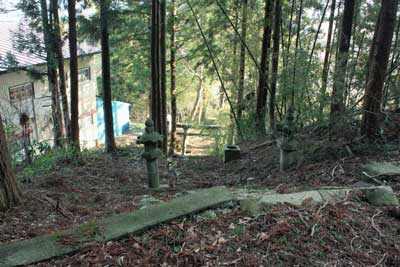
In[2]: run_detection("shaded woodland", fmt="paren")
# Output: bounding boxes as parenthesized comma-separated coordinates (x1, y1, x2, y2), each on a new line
(0, 0, 400, 266)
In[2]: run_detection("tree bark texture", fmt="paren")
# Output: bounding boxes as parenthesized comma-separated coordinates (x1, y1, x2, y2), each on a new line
(291, 0, 303, 106)
(237, 0, 248, 122)
(100, 0, 116, 153)
(255, 0, 273, 135)
(319, 0, 335, 118)
(0, 114, 21, 211)
(269, 0, 280, 130)
(51, 0, 70, 140)
(168, 0, 177, 156)
(160, 0, 167, 155)
(362, 0, 399, 138)
(40, 0, 63, 148)
(68, 0, 80, 150)
(330, 0, 355, 121)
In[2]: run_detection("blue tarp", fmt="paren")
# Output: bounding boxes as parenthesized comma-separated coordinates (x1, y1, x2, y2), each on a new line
(96, 98, 131, 143)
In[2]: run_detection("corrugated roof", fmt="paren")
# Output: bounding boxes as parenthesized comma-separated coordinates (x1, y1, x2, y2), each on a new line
(0, 21, 100, 72)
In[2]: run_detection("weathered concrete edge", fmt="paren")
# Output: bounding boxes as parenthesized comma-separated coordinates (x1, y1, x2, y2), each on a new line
(242, 186, 395, 206)
(0, 186, 234, 267)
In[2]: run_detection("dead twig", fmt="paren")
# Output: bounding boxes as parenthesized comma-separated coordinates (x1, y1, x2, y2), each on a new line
(249, 141, 274, 150)
(371, 253, 387, 267)
(310, 201, 329, 238)
(371, 211, 384, 238)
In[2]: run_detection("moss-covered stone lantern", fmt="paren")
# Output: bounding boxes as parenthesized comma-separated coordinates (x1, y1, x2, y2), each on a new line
(136, 119, 163, 189)
(277, 107, 298, 171)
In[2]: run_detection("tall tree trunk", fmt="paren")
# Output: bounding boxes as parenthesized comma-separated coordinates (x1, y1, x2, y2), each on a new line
(330, 0, 356, 123)
(282, 0, 296, 113)
(168, 0, 177, 156)
(160, 0, 167, 154)
(291, 0, 303, 106)
(269, 0, 280, 130)
(285, 0, 295, 70)
(318, 0, 336, 119)
(255, 0, 273, 135)
(151, 0, 161, 133)
(237, 0, 248, 123)
(308, 0, 329, 65)
(362, 0, 399, 139)
(344, 0, 360, 104)
(0, 114, 21, 211)
(51, 0, 70, 139)
(68, 0, 79, 150)
(100, 0, 116, 153)
(40, 0, 63, 148)
(365, 8, 382, 86)
(383, 16, 400, 107)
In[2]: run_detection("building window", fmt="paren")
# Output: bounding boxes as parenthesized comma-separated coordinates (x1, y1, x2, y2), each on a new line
(78, 67, 91, 82)
(9, 83, 34, 104)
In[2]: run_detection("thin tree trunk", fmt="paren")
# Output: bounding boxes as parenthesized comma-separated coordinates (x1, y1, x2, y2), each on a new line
(365, 8, 382, 86)
(291, 0, 303, 106)
(0, 114, 21, 211)
(151, 0, 162, 134)
(168, 0, 177, 156)
(286, 0, 295, 70)
(191, 73, 204, 121)
(200, 87, 207, 123)
(155, 1, 162, 134)
(51, 0, 70, 140)
(255, 0, 273, 135)
(100, 0, 116, 153)
(269, 0, 280, 130)
(330, 0, 356, 122)
(347, 31, 365, 103)
(160, 0, 167, 154)
(282, 0, 296, 113)
(68, 0, 79, 150)
(383, 17, 400, 107)
(362, 0, 399, 139)
(237, 0, 248, 122)
(309, 0, 329, 64)
(344, 0, 360, 103)
(40, 0, 63, 148)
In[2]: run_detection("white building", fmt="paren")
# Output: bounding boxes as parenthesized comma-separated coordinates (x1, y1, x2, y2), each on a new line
(0, 22, 101, 149)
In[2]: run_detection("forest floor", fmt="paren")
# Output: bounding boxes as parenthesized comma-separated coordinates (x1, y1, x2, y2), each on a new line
(1, 133, 400, 266)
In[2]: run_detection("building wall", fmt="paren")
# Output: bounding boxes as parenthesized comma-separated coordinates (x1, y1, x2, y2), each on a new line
(0, 53, 101, 148)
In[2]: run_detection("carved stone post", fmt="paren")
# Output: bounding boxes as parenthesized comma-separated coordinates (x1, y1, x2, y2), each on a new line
(278, 107, 297, 171)
(136, 119, 163, 188)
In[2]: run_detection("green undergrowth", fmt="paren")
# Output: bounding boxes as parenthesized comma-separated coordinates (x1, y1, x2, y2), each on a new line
(18, 146, 99, 181)
(17, 145, 141, 182)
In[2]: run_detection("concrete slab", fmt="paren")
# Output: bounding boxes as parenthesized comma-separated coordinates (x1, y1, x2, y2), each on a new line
(0, 187, 234, 267)
(258, 190, 324, 206)
(235, 186, 398, 208)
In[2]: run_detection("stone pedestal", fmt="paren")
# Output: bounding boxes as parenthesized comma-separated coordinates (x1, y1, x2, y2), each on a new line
(279, 142, 297, 171)
(146, 160, 160, 189)
(136, 119, 163, 189)
(277, 107, 297, 171)
(224, 145, 241, 163)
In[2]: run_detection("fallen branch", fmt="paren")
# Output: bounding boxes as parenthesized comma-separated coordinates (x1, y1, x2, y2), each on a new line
(249, 141, 274, 150)
(371, 211, 384, 238)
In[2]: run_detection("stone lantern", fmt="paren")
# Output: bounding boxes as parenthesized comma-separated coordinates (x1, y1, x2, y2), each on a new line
(277, 107, 297, 171)
(136, 119, 163, 189)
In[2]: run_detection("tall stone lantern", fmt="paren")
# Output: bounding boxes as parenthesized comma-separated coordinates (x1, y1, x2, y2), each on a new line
(277, 107, 297, 171)
(136, 119, 163, 189)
